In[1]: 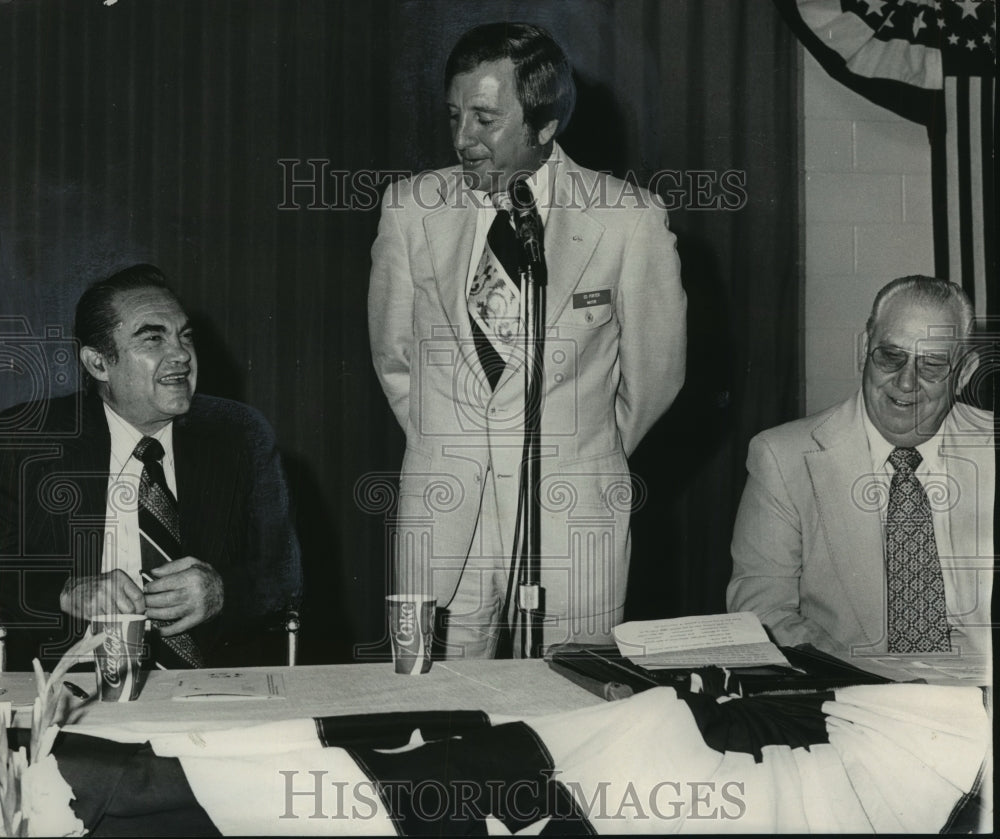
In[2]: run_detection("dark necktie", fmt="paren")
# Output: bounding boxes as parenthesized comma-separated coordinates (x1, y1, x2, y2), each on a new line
(468, 192, 523, 390)
(134, 436, 204, 668)
(885, 447, 951, 653)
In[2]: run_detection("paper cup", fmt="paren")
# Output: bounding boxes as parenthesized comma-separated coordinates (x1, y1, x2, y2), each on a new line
(387, 595, 436, 675)
(91, 614, 146, 702)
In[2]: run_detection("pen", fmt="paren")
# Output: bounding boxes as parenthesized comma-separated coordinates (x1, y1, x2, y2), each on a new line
(63, 681, 90, 700)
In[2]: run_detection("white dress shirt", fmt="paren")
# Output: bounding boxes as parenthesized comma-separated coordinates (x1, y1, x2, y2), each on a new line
(101, 404, 177, 587)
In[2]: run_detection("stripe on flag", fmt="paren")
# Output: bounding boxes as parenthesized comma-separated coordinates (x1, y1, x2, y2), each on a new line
(774, 0, 997, 320)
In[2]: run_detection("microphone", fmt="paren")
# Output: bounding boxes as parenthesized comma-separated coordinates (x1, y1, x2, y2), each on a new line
(508, 177, 543, 266)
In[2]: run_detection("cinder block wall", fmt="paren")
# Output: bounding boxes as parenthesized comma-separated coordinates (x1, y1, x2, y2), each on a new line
(803, 52, 935, 414)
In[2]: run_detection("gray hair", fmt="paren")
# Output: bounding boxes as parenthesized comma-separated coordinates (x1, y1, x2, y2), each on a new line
(865, 275, 974, 341)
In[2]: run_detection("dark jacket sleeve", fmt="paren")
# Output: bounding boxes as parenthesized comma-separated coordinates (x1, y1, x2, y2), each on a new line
(230, 401, 303, 623)
(186, 397, 304, 665)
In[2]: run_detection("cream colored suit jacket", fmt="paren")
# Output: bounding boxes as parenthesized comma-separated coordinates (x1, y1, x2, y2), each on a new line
(368, 148, 685, 646)
(728, 391, 994, 659)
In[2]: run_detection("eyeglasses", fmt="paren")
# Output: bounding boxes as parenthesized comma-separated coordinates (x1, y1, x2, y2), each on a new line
(868, 345, 952, 382)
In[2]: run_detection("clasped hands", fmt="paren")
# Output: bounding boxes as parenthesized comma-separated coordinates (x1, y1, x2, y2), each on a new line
(59, 558, 224, 636)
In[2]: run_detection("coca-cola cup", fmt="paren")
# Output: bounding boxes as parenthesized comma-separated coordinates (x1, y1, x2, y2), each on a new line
(387, 595, 436, 675)
(91, 614, 146, 702)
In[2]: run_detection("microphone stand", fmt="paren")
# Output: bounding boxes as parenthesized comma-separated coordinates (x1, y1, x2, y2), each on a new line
(510, 179, 546, 659)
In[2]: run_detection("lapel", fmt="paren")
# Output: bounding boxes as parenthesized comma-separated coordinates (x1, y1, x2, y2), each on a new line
(173, 416, 199, 553)
(75, 395, 114, 520)
(43, 395, 114, 574)
(542, 153, 605, 326)
(174, 403, 224, 560)
(803, 392, 884, 645)
(423, 172, 483, 384)
(424, 151, 607, 398)
(491, 151, 605, 395)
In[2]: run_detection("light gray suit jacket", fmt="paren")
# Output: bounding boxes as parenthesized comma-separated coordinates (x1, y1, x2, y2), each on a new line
(368, 148, 685, 645)
(728, 390, 994, 658)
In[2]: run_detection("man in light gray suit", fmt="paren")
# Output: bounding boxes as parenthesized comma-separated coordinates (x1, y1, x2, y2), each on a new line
(728, 276, 992, 661)
(369, 23, 685, 657)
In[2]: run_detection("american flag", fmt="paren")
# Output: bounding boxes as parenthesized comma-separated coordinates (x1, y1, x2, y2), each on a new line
(51, 681, 989, 834)
(775, 0, 996, 321)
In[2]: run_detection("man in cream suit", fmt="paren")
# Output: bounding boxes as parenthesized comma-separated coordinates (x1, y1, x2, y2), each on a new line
(728, 276, 992, 661)
(368, 23, 685, 657)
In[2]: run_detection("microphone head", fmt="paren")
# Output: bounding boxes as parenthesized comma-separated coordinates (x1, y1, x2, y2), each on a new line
(509, 176, 535, 212)
(507, 175, 544, 275)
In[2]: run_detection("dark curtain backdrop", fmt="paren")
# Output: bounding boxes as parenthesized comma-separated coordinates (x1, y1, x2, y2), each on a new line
(0, 0, 799, 662)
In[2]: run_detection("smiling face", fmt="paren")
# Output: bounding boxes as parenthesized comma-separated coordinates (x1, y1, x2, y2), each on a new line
(446, 58, 556, 193)
(862, 294, 965, 448)
(84, 286, 197, 434)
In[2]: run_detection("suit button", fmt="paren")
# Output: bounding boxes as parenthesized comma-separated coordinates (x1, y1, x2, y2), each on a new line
(489, 407, 497, 415)
(474, 473, 481, 483)
(585, 311, 594, 323)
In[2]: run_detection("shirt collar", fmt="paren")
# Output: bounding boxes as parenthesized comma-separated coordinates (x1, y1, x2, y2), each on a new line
(474, 143, 559, 225)
(860, 390, 946, 473)
(103, 402, 174, 474)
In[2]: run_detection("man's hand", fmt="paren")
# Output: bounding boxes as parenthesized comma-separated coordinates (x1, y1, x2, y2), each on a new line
(59, 570, 146, 618)
(144, 557, 224, 635)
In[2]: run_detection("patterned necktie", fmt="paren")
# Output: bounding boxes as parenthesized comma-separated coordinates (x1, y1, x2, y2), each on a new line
(468, 192, 523, 389)
(134, 436, 204, 668)
(885, 447, 951, 653)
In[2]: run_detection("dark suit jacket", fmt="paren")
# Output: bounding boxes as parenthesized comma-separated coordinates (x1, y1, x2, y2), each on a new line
(0, 392, 303, 669)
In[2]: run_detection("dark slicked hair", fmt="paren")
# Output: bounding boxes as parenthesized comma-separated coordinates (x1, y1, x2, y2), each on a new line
(445, 22, 576, 138)
(75, 263, 180, 390)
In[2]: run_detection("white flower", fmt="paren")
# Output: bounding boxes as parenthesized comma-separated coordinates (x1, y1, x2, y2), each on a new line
(20, 755, 85, 837)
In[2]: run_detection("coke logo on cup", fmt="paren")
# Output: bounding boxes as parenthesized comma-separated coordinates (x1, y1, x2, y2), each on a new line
(397, 602, 416, 645)
(101, 627, 126, 688)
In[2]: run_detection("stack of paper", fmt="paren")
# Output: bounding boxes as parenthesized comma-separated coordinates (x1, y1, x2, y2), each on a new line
(172, 671, 286, 701)
(613, 612, 794, 670)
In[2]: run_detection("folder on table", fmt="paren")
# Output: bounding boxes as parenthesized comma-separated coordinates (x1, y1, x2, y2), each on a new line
(546, 642, 894, 701)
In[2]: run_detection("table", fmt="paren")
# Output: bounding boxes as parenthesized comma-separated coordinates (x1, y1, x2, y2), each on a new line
(850, 652, 991, 685)
(2, 659, 990, 834)
(0, 660, 604, 729)
(3, 651, 988, 730)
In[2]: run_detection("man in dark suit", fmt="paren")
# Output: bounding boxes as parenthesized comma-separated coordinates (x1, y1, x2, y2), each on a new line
(0, 265, 302, 669)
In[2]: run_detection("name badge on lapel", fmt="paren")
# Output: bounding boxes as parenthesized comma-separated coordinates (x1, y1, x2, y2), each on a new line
(572, 289, 611, 309)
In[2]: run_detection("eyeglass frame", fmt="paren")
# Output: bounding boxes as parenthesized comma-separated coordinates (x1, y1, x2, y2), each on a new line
(866, 344, 955, 383)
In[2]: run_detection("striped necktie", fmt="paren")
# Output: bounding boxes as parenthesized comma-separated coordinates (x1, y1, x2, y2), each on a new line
(885, 447, 951, 653)
(134, 436, 205, 668)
